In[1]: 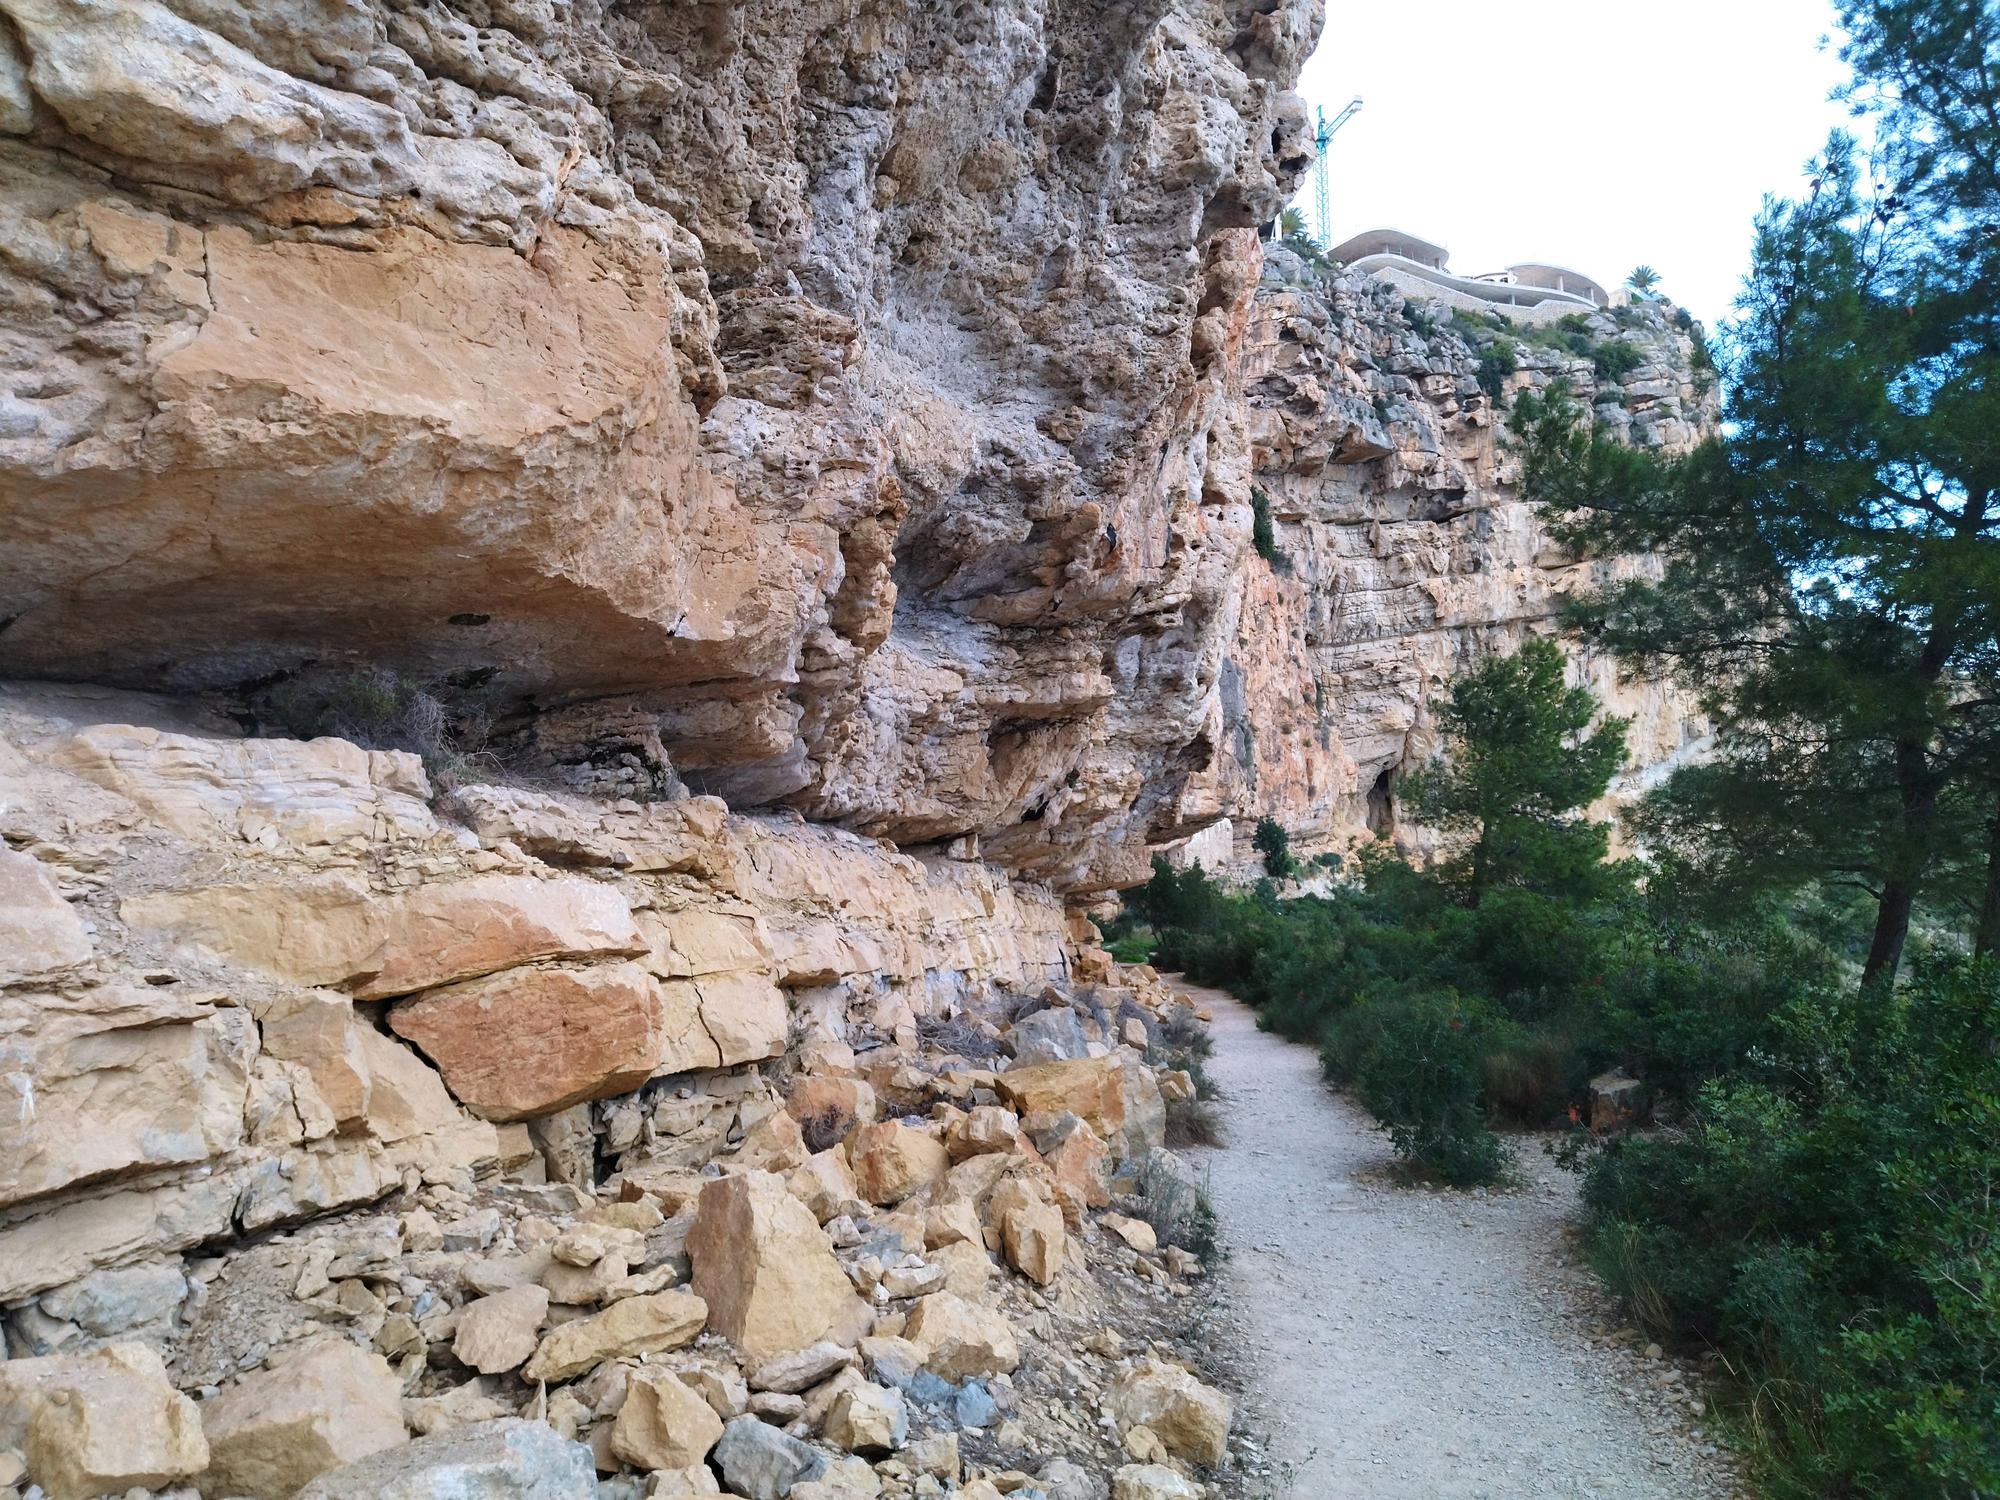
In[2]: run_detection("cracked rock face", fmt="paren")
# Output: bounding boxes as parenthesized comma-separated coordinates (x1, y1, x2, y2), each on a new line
(1184, 254, 1716, 859)
(0, 0, 1319, 894)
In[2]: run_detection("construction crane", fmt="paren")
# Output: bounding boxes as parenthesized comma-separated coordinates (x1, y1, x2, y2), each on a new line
(1310, 97, 1363, 247)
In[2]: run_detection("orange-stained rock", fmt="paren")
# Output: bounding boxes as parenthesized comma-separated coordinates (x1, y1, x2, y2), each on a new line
(388, 961, 666, 1122)
(688, 1172, 871, 1361)
(993, 1059, 1126, 1146)
(787, 1075, 878, 1147)
(1043, 1118, 1111, 1210)
(848, 1121, 950, 1207)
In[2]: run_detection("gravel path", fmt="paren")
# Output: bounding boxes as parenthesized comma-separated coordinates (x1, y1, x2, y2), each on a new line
(1177, 980, 1746, 1500)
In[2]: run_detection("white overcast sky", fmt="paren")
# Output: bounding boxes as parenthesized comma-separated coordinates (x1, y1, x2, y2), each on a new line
(1292, 0, 1855, 326)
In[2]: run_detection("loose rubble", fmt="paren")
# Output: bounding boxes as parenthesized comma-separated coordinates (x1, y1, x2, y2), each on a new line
(0, 690, 1238, 1498)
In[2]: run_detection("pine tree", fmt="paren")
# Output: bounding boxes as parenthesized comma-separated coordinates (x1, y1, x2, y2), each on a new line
(1401, 639, 1629, 905)
(1516, 0, 2000, 984)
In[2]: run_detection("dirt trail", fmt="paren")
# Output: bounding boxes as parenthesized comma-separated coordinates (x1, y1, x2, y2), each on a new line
(1177, 980, 1745, 1500)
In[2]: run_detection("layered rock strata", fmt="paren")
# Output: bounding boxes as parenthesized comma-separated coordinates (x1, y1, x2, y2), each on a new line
(1185, 251, 1717, 863)
(0, 0, 1321, 894)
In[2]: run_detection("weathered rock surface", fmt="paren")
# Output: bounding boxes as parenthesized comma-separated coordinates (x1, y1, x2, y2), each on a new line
(295, 1418, 597, 1500)
(1188, 253, 1714, 867)
(610, 1367, 724, 1471)
(0, 0, 1318, 896)
(0, 1343, 208, 1500)
(519, 1290, 708, 1385)
(688, 1172, 871, 1362)
(198, 1337, 407, 1498)
(1105, 1359, 1232, 1467)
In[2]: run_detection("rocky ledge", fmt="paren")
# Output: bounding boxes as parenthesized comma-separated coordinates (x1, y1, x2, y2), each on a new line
(0, 683, 1235, 1500)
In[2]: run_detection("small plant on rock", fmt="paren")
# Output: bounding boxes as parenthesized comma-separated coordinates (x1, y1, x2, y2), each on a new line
(1252, 817, 1296, 879)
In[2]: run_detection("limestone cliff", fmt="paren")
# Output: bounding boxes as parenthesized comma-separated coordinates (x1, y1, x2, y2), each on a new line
(0, 0, 1320, 895)
(1184, 251, 1716, 867)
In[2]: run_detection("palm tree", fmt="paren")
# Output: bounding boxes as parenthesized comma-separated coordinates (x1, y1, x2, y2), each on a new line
(1279, 207, 1309, 241)
(1626, 264, 1661, 300)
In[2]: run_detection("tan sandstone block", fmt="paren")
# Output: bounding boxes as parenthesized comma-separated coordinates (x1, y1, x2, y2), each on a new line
(1105, 1358, 1232, 1467)
(610, 1368, 724, 1470)
(848, 1121, 949, 1206)
(0, 846, 91, 980)
(126, 872, 644, 1000)
(901, 1293, 1018, 1381)
(688, 1171, 871, 1361)
(452, 1284, 549, 1374)
(199, 1337, 407, 1498)
(0, 1343, 207, 1500)
(520, 1290, 708, 1384)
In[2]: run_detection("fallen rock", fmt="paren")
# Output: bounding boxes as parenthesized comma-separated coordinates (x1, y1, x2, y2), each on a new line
(453, 1284, 551, 1375)
(0, 1343, 207, 1500)
(388, 961, 669, 1121)
(681, 1364, 750, 1420)
(295, 1417, 597, 1498)
(944, 1106, 1024, 1162)
(610, 1368, 724, 1471)
(1105, 1359, 1231, 1467)
(1102, 1214, 1158, 1255)
(823, 1381, 907, 1455)
(993, 1059, 1126, 1148)
(688, 1172, 870, 1361)
(990, 1176, 1066, 1285)
(199, 1337, 407, 1498)
(788, 1148, 864, 1224)
(712, 1414, 828, 1500)
(749, 1340, 854, 1394)
(786, 1075, 878, 1146)
(1006, 1006, 1090, 1065)
(1112, 1464, 1202, 1500)
(847, 1121, 950, 1206)
(901, 1293, 1018, 1381)
(521, 1290, 708, 1383)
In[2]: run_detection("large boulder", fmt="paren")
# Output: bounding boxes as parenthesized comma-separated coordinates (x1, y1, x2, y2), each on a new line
(901, 1293, 1018, 1381)
(993, 1059, 1127, 1149)
(295, 1418, 597, 1498)
(847, 1121, 949, 1206)
(688, 1172, 870, 1361)
(198, 1337, 407, 1498)
(388, 961, 669, 1121)
(0, 1343, 208, 1500)
(452, 1285, 550, 1375)
(1005, 1006, 1090, 1065)
(989, 1176, 1067, 1286)
(1105, 1359, 1232, 1467)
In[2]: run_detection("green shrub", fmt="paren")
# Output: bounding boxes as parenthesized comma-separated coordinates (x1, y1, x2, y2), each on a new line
(1476, 339, 1519, 402)
(1348, 992, 1506, 1184)
(1252, 816, 1294, 878)
(1581, 958, 2000, 1497)
(1591, 339, 1645, 381)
